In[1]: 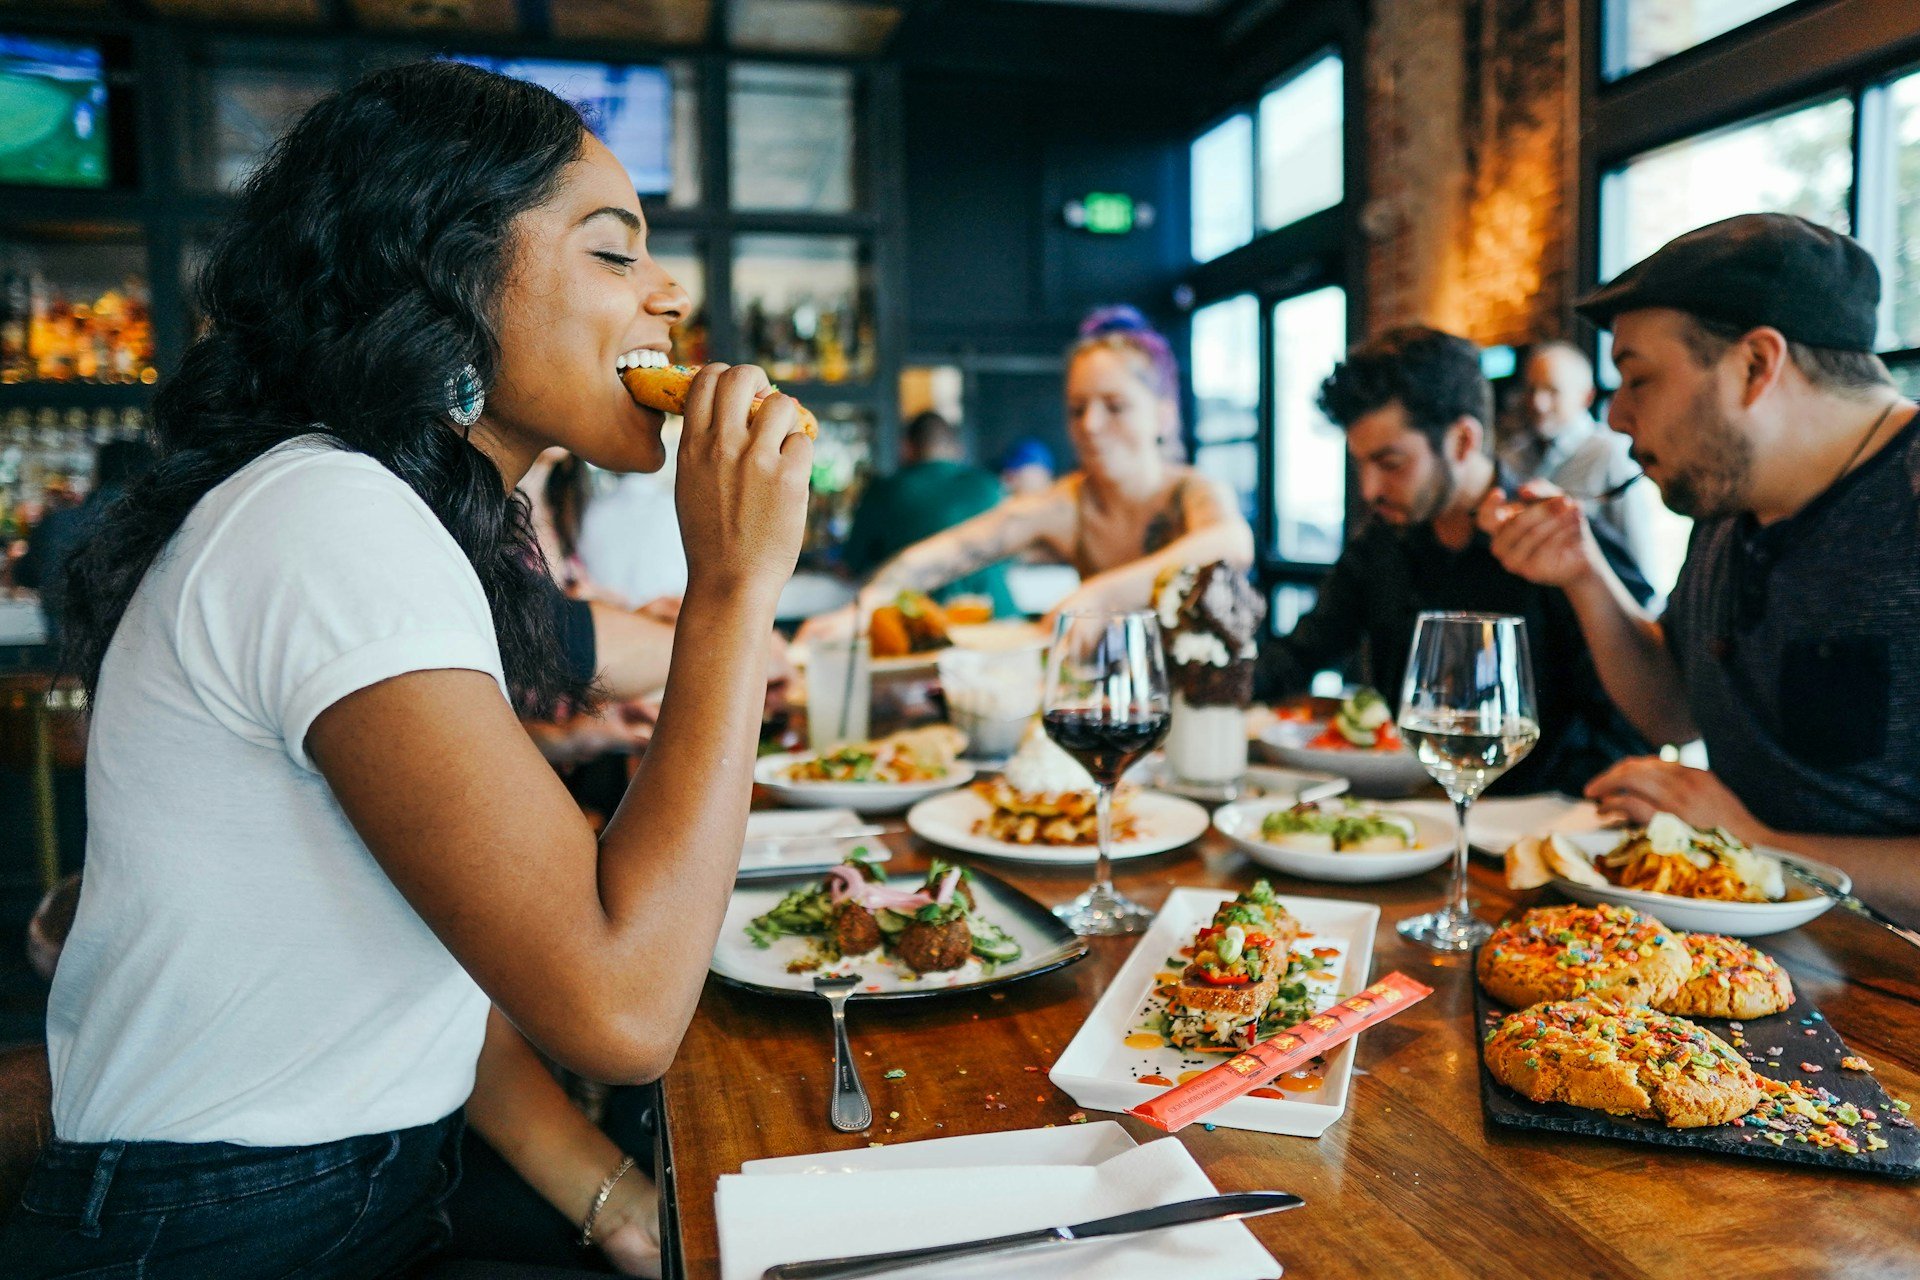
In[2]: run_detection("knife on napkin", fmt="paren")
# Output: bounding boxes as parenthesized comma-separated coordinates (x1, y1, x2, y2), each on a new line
(759, 1191, 1303, 1280)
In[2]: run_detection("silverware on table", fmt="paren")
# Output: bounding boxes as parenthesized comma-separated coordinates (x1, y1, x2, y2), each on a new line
(760, 1191, 1305, 1280)
(812, 973, 871, 1133)
(743, 826, 887, 850)
(736, 829, 889, 881)
(1779, 860, 1920, 951)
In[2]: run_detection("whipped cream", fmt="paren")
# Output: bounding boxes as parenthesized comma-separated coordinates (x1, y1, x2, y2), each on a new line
(1001, 722, 1095, 794)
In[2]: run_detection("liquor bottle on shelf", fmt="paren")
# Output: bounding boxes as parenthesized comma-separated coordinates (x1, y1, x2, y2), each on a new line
(0, 272, 29, 383)
(815, 305, 849, 384)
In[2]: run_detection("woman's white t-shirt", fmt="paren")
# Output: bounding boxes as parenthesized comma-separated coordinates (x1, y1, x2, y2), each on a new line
(47, 435, 503, 1146)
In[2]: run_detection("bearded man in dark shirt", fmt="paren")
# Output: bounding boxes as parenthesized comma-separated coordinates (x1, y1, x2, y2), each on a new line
(1257, 325, 1651, 795)
(1483, 214, 1920, 925)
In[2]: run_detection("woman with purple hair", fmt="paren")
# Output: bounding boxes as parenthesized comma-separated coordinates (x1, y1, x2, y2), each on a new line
(802, 306, 1253, 634)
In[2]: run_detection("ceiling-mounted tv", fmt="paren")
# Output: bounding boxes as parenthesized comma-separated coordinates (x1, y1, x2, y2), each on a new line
(0, 34, 109, 189)
(451, 57, 673, 197)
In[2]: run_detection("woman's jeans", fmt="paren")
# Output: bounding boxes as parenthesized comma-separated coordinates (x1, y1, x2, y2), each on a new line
(0, 1111, 464, 1278)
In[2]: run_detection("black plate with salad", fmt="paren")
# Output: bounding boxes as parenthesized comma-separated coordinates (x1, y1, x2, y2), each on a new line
(709, 850, 1090, 1002)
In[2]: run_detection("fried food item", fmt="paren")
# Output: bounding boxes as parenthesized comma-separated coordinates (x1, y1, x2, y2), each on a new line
(971, 778, 1138, 845)
(831, 902, 883, 957)
(619, 362, 818, 438)
(1595, 814, 1784, 903)
(1476, 904, 1689, 1009)
(1657, 933, 1795, 1020)
(869, 592, 951, 658)
(895, 911, 972, 973)
(1484, 1000, 1768, 1128)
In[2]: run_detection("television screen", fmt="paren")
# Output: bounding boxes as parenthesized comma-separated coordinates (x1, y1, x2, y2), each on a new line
(452, 57, 673, 196)
(0, 35, 109, 188)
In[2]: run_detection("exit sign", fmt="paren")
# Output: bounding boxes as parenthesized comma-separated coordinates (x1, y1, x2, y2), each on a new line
(1064, 193, 1156, 235)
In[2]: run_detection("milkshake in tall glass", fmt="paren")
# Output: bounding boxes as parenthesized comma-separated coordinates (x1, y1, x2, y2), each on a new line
(1153, 562, 1265, 788)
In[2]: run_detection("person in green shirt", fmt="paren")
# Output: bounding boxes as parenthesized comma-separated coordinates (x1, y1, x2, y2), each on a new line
(843, 411, 1017, 617)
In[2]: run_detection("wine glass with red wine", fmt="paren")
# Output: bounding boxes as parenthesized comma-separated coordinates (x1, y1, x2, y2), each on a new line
(1042, 608, 1171, 936)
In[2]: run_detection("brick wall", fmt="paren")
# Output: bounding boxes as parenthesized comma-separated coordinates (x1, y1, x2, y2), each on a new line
(1362, 0, 1578, 347)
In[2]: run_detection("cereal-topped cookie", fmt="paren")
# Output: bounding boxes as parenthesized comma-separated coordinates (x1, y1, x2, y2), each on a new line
(1484, 1000, 1768, 1128)
(1658, 933, 1795, 1020)
(1476, 903, 1688, 1009)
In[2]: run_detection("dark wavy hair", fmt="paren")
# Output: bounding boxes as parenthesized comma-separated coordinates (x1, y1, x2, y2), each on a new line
(1317, 325, 1493, 455)
(60, 60, 592, 716)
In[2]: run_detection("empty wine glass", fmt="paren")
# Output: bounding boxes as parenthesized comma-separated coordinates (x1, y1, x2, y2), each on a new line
(1042, 609, 1170, 936)
(1396, 612, 1538, 951)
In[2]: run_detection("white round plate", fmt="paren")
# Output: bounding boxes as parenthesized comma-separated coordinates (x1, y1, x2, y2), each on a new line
(1546, 830, 1846, 937)
(1253, 721, 1432, 798)
(754, 752, 974, 815)
(904, 787, 1211, 864)
(1212, 799, 1454, 883)
(1124, 754, 1350, 807)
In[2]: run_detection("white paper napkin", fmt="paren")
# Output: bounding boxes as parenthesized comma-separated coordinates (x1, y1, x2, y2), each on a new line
(715, 1134, 1282, 1280)
(739, 809, 886, 874)
(1394, 794, 1606, 856)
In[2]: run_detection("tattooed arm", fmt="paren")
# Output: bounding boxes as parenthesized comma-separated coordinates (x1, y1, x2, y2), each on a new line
(795, 484, 1073, 641)
(1049, 471, 1254, 618)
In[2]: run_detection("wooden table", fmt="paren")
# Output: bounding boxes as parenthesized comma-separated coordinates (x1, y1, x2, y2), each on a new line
(659, 826, 1920, 1279)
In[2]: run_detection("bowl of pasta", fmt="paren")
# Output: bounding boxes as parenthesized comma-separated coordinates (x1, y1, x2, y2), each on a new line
(1505, 812, 1845, 937)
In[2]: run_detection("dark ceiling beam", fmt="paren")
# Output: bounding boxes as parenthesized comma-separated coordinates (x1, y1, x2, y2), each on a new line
(513, 0, 551, 40)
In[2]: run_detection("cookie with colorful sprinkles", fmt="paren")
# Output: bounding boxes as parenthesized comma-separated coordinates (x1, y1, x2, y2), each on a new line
(1484, 1000, 1769, 1128)
(1476, 903, 1689, 1010)
(1658, 933, 1795, 1020)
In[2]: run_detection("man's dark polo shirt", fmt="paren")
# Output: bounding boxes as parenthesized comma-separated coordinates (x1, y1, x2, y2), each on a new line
(1666, 410, 1920, 835)
(1257, 475, 1653, 796)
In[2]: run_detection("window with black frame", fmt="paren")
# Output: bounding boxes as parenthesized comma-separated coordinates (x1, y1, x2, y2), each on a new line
(1595, 61, 1920, 411)
(1590, 31, 1920, 593)
(1185, 46, 1350, 633)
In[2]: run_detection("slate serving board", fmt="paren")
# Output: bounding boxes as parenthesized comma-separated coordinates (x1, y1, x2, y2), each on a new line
(1474, 979, 1920, 1179)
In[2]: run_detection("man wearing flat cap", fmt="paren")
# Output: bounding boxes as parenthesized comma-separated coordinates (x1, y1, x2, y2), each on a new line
(1482, 213, 1920, 920)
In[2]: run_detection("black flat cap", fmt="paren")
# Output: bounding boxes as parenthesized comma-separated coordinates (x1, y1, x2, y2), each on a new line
(1576, 213, 1880, 351)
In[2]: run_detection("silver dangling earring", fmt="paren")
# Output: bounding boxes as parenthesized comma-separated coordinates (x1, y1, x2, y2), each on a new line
(445, 363, 485, 428)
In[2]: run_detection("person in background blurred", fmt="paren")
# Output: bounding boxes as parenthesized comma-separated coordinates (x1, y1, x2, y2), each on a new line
(997, 436, 1056, 497)
(1500, 340, 1658, 573)
(1256, 325, 1651, 795)
(843, 411, 1014, 616)
(799, 306, 1252, 638)
(13, 439, 154, 646)
(577, 428, 689, 607)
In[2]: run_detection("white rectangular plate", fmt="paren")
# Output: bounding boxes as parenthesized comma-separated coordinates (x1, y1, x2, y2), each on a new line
(1050, 888, 1379, 1137)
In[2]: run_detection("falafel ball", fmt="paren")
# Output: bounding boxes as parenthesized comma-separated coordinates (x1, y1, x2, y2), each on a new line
(832, 902, 883, 957)
(896, 914, 972, 972)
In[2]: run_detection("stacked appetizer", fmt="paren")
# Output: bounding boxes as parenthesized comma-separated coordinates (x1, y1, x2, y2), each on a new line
(1164, 881, 1305, 1052)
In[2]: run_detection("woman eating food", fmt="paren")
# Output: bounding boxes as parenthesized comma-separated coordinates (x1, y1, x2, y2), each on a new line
(0, 61, 810, 1275)
(798, 306, 1253, 640)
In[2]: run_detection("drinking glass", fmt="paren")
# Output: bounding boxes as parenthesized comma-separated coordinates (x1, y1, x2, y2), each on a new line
(1395, 612, 1539, 951)
(1042, 609, 1171, 935)
(804, 635, 870, 752)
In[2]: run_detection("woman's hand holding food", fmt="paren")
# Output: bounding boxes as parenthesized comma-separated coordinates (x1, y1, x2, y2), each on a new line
(674, 363, 811, 605)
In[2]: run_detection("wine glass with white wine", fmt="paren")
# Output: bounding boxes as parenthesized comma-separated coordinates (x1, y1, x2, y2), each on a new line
(1395, 612, 1538, 951)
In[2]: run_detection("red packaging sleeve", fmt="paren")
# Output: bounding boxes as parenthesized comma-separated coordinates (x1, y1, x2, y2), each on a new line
(1128, 971, 1434, 1133)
